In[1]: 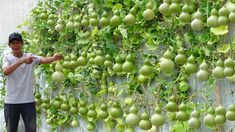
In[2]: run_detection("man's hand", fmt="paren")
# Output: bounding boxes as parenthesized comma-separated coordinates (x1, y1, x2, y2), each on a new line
(3, 56, 36, 76)
(20, 56, 36, 64)
(53, 53, 64, 61)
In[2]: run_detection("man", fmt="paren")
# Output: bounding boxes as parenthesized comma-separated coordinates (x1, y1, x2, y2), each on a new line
(2, 32, 63, 132)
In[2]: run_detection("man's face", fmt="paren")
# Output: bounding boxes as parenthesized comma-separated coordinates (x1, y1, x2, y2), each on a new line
(9, 40, 23, 54)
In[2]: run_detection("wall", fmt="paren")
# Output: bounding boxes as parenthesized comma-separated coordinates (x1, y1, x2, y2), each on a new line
(0, 0, 38, 44)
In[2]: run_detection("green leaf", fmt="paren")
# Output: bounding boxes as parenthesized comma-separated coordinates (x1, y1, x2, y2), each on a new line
(107, 68, 115, 76)
(75, 73, 85, 81)
(217, 44, 230, 53)
(202, 47, 211, 56)
(123, 0, 131, 6)
(118, 27, 127, 38)
(171, 122, 189, 132)
(129, 37, 140, 44)
(96, 89, 107, 96)
(16, 24, 22, 29)
(196, 32, 209, 43)
(208, 78, 215, 85)
(145, 39, 157, 50)
(105, 38, 118, 53)
(91, 27, 99, 37)
(153, 38, 162, 46)
(112, 3, 123, 11)
(117, 88, 123, 96)
(210, 25, 228, 35)
(208, 35, 219, 45)
(105, 0, 113, 8)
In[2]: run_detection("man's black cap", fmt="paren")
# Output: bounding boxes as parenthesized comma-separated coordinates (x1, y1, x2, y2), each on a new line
(8, 32, 23, 43)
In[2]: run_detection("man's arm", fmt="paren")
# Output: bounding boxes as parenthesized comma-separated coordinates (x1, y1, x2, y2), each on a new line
(39, 53, 63, 64)
(3, 56, 35, 76)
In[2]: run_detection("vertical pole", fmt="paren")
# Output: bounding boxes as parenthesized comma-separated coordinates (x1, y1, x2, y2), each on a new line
(215, 85, 222, 132)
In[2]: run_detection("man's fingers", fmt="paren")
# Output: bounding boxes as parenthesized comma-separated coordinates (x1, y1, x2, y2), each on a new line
(55, 54, 64, 60)
(58, 54, 64, 59)
(58, 55, 63, 59)
(29, 56, 37, 59)
(26, 60, 33, 64)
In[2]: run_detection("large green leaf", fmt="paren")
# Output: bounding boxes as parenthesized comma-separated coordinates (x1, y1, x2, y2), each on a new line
(118, 27, 128, 38)
(217, 44, 230, 53)
(171, 122, 189, 132)
(208, 35, 219, 45)
(112, 3, 123, 11)
(91, 27, 99, 37)
(210, 25, 228, 35)
(145, 39, 157, 50)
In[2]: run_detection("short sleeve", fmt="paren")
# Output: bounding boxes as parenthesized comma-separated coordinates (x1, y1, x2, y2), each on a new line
(2, 56, 10, 68)
(30, 53, 42, 65)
